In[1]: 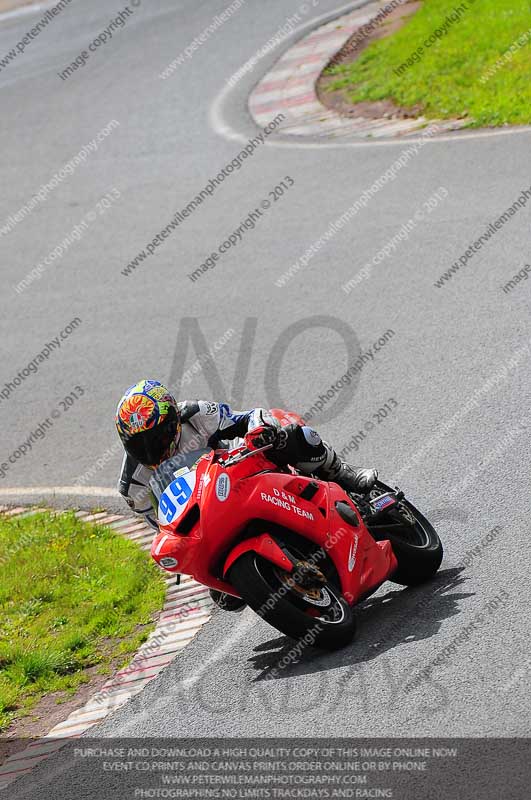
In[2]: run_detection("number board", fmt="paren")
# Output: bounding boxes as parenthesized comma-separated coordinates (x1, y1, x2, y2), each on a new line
(158, 470, 197, 525)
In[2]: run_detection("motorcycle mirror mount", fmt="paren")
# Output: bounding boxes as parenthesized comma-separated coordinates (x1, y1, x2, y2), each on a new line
(221, 443, 274, 468)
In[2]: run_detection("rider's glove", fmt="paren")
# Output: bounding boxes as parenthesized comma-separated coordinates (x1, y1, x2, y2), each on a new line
(245, 424, 284, 451)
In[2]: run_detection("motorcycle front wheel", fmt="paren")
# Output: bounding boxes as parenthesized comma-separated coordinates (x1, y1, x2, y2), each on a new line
(366, 481, 443, 586)
(229, 550, 356, 650)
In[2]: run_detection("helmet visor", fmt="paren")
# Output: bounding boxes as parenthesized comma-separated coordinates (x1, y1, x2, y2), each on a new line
(124, 413, 179, 467)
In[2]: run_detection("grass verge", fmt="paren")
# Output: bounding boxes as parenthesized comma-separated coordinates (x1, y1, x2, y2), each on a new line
(324, 0, 531, 127)
(0, 510, 165, 733)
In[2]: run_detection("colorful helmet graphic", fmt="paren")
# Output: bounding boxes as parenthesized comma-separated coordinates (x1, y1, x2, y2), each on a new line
(115, 380, 181, 466)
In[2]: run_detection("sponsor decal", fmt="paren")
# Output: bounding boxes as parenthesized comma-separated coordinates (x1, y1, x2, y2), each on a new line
(215, 473, 231, 501)
(274, 487, 295, 502)
(372, 494, 396, 512)
(160, 556, 178, 568)
(348, 537, 359, 572)
(129, 412, 145, 429)
(149, 385, 168, 400)
(196, 472, 211, 502)
(260, 491, 314, 521)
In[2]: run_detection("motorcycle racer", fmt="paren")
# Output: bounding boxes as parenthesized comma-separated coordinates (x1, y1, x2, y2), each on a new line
(115, 379, 377, 608)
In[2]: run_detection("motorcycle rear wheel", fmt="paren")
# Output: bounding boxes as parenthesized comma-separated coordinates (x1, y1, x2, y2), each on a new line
(229, 551, 356, 650)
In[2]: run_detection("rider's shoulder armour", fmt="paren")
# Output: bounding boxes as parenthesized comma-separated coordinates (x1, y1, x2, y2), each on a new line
(178, 400, 200, 423)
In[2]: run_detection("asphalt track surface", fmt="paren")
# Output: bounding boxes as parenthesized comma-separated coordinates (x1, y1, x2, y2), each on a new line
(0, 0, 530, 793)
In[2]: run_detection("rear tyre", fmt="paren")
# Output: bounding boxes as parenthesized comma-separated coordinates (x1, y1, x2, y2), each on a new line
(229, 551, 356, 650)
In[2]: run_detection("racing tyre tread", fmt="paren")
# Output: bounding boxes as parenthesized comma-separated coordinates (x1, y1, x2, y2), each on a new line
(387, 508, 443, 586)
(368, 481, 443, 586)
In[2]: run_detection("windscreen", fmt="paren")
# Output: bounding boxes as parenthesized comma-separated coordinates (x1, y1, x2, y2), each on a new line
(149, 448, 212, 528)
(149, 449, 211, 501)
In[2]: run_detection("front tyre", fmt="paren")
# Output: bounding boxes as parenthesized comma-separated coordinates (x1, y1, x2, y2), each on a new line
(367, 483, 443, 586)
(228, 551, 356, 650)
(387, 512, 443, 586)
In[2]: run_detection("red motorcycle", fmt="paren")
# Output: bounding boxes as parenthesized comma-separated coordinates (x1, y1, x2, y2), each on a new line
(150, 410, 443, 649)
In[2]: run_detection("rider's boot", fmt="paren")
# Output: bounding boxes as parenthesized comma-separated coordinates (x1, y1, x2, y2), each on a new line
(316, 446, 377, 494)
(209, 589, 246, 612)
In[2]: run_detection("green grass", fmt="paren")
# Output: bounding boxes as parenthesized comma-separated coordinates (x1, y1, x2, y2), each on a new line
(0, 511, 165, 732)
(324, 0, 531, 127)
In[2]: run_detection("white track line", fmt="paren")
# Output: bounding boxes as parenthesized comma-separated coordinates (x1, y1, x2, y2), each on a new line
(0, 485, 118, 497)
(0, 2, 57, 23)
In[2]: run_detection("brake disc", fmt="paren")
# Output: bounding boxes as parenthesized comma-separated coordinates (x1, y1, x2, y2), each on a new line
(275, 561, 331, 606)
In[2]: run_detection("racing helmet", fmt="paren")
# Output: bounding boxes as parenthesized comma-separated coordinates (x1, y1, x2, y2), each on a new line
(115, 380, 181, 467)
